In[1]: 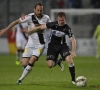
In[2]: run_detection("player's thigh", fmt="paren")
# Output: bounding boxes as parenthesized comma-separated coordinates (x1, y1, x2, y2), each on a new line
(32, 44, 45, 59)
(46, 44, 59, 62)
(60, 44, 71, 60)
(22, 57, 30, 66)
(22, 47, 33, 58)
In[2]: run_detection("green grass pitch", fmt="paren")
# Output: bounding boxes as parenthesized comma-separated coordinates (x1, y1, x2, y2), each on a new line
(0, 54, 100, 90)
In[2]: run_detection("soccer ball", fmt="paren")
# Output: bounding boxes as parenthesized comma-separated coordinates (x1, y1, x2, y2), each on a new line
(76, 76, 87, 87)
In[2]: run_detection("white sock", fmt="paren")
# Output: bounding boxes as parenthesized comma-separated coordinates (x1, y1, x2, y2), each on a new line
(19, 65, 32, 81)
(68, 63, 74, 67)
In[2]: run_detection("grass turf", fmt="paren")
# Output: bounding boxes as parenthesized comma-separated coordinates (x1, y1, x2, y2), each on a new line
(0, 54, 100, 90)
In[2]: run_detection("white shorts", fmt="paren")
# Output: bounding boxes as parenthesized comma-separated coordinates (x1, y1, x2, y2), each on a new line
(22, 44, 44, 58)
(16, 39, 27, 49)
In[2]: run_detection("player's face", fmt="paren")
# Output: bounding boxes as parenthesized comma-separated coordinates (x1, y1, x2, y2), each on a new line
(57, 16, 66, 26)
(34, 5, 43, 18)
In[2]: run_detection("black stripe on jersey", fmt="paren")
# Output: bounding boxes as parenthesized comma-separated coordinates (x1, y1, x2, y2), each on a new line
(31, 15, 45, 44)
(19, 24, 28, 40)
(62, 36, 66, 44)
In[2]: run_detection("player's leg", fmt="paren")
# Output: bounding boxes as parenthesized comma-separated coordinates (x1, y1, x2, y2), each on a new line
(16, 48, 22, 65)
(46, 43, 64, 71)
(15, 39, 23, 65)
(96, 41, 100, 58)
(19, 39, 27, 63)
(22, 57, 29, 69)
(66, 55, 76, 84)
(17, 56, 37, 84)
(60, 44, 75, 84)
(17, 45, 44, 84)
(46, 55, 64, 71)
(56, 57, 64, 71)
(17, 47, 32, 84)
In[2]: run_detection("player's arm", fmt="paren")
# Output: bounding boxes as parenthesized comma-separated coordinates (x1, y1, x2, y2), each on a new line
(0, 19, 21, 36)
(24, 22, 54, 35)
(67, 28, 76, 58)
(11, 27, 16, 39)
(70, 37, 76, 58)
(24, 24, 47, 35)
(0, 14, 30, 36)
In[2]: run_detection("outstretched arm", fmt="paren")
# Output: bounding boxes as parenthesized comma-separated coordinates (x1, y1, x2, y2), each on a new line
(11, 27, 16, 39)
(24, 24, 47, 35)
(0, 19, 21, 36)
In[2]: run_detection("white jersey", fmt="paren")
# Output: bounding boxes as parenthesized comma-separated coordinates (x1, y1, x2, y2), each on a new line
(19, 13, 51, 47)
(14, 22, 28, 49)
(15, 22, 28, 40)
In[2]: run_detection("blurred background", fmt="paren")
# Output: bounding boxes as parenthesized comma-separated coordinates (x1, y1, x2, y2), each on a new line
(0, 0, 100, 56)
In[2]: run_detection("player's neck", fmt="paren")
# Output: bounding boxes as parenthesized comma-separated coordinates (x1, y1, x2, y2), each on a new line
(34, 14, 43, 19)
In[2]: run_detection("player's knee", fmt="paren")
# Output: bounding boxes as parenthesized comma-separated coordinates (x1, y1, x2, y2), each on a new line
(21, 58, 29, 66)
(66, 56, 73, 64)
(47, 64, 53, 68)
(22, 62, 27, 66)
(47, 61, 53, 68)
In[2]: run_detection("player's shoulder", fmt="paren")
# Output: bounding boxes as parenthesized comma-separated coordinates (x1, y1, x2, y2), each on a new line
(65, 23, 71, 29)
(43, 14, 50, 19)
(27, 13, 34, 17)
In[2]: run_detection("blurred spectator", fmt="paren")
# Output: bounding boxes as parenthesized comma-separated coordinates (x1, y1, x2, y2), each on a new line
(73, 0, 82, 8)
(68, 0, 82, 8)
(50, 0, 57, 8)
(91, 0, 100, 8)
(68, 0, 75, 8)
(56, 0, 64, 8)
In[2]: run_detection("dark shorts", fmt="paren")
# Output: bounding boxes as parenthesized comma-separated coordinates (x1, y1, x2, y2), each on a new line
(46, 43, 71, 61)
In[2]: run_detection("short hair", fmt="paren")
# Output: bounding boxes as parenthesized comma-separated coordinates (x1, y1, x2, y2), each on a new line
(57, 12, 66, 19)
(34, 2, 43, 9)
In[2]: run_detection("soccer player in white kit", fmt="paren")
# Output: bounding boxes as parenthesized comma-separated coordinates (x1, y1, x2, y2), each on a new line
(11, 13, 28, 65)
(0, 3, 64, 84)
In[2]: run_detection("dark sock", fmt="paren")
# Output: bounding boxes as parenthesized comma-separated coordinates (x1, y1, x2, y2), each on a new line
(69, 66, 75, 81)
(24, 66, 27, 69)
(17, 50, 21, 60)
(53, 58, 62, 67)
(57, 58, 63, 67)
(28, 63, 34, 67)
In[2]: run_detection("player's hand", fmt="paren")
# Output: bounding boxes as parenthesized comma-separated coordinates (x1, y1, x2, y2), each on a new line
(71, 52, 76, 58)
(23, 28, 28, 34)
(40, 24, 45, 30)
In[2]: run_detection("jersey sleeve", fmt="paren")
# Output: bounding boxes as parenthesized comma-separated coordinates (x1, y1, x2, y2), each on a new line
(46, 22, 55, 29)
(67, 28, 74, 38)
(19, 14, 31, 23)
(47, 16, 51, 22)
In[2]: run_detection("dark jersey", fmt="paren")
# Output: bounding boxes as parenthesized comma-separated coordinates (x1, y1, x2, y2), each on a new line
(46, 21, 74, 44)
